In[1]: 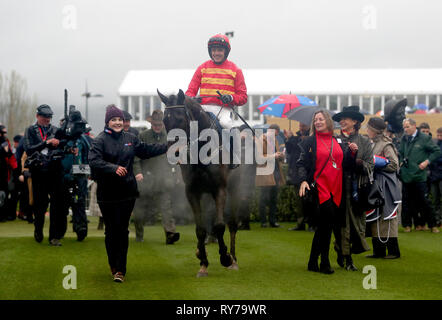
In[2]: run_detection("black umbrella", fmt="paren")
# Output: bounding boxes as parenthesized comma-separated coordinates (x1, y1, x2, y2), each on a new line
(286, 106, 336, 126)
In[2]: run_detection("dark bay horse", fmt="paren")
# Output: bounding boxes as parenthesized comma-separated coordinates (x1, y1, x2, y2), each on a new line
(158, 89, 241, 277)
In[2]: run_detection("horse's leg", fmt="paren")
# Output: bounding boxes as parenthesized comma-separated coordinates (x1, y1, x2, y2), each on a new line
(186, 189, 208, 277)
(227, 192, 239, 270)
(213, 188, 233, 267)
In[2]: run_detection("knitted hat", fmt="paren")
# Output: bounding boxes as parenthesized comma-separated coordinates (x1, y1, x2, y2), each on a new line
(367, 117, 387, 133)
(105, 104, 124, 124)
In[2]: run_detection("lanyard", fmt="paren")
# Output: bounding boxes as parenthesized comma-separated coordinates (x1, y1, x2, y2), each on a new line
(39, 127, 48, 142)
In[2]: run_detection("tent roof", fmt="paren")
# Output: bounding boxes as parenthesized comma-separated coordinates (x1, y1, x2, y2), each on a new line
(118, 68, 442, 96)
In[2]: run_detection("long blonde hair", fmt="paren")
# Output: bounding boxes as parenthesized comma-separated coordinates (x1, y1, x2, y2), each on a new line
(310, 109, 334, 135)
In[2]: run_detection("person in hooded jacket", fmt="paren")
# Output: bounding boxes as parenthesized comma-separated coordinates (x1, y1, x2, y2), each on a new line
(89, 105, 167, 283)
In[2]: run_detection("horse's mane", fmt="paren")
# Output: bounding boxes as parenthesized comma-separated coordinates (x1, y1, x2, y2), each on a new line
(184, 96, 212, 129)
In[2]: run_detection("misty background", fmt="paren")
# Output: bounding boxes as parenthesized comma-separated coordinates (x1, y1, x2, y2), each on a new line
(1, 0, 441, 134)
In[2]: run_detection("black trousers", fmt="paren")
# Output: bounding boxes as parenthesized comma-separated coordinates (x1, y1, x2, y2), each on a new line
(99, 199, 135, 275)
(309, 198, 340, 267)
(259, 186, 279, 225)
(402, 181, 436, 228)
(32, 170, 65, 241)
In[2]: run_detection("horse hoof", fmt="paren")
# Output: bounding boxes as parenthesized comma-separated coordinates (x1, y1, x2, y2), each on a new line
(227, 262, 239, 270)
(197, 271, 208, 278)
(197, 267, 208, 278)
(220, 254, 233, 267)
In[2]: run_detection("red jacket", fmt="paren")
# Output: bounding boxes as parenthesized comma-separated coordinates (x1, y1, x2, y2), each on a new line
(186, 60, 248, 107)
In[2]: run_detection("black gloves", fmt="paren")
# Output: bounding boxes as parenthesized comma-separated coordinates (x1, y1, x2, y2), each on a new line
(218, 94, 233, 104)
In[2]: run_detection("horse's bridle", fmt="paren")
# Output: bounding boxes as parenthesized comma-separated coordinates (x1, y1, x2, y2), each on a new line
(164, 104, 220, 132)
(164, 104, 196, 122)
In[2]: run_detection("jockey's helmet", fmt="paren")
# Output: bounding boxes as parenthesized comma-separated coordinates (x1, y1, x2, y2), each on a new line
(208, 34, 230, 64)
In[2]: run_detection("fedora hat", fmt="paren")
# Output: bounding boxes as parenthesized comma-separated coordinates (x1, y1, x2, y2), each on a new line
(332, 106, 365, 123)
(146, 109, 164, 123)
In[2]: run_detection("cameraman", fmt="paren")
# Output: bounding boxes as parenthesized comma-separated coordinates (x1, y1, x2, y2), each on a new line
(24, 105, 65, 246)
(60, 121, 91, 242)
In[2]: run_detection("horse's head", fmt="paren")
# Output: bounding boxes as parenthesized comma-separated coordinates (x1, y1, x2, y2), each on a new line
(158, 89, 188, 134)
(158, 89, 211, 135)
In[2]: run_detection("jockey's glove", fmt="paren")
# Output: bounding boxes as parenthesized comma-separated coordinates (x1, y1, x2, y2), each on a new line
(219, 94, 233, 104)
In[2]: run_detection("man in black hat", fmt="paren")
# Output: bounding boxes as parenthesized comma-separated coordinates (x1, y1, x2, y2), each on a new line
(23, 104, 66, 246)
(332, 106, 373, 271)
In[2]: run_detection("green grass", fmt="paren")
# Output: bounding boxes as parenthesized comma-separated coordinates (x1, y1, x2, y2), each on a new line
(0, 217, 441, 300)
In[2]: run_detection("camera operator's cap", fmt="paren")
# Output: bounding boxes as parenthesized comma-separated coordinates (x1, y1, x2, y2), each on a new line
(37, 104, 53, 118)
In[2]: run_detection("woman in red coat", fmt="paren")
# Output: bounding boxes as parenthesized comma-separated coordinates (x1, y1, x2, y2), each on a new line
(297, 110, 353, 274)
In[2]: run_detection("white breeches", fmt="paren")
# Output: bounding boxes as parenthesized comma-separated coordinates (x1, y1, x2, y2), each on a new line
(201, 105, 233, 129)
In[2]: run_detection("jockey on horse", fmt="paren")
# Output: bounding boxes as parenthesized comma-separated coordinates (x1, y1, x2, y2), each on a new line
(186, 34, 248, 168)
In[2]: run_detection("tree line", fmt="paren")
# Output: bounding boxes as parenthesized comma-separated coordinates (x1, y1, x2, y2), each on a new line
(0, 70, 36, 136)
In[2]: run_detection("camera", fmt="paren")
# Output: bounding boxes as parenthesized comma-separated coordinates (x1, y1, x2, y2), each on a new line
(57, 105, 88, 141)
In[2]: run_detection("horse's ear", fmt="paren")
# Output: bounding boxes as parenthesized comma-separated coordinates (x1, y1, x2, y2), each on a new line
(178, 89, 186, 105)
(157, 89, 169, 105)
